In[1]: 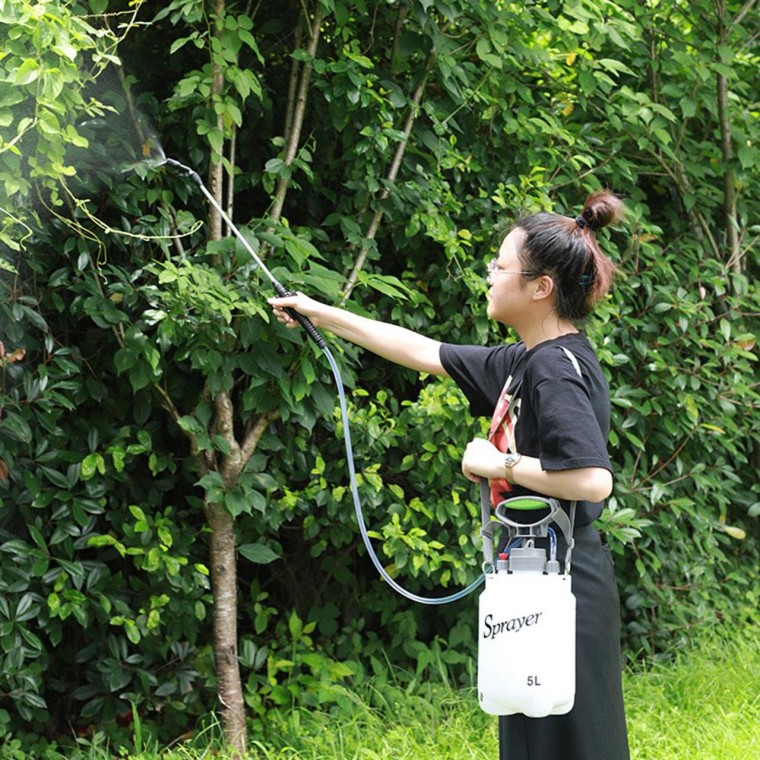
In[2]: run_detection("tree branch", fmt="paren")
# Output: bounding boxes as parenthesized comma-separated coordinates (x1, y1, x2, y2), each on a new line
(717, 70, 740, 272)
(729, 0, 758, 30)
(241, 409, 280, 464)
(225, 124, 237, 237)
(269, 2, 322, 226)
(283, 13, 304, 140)
(340, 54, 435, 304)
(714, 2, 741, 273)
(651, 152, 721, 260)
(152, 381, 211, 504)
(390, 1, 410, 74)
(208, 0, 226, 245)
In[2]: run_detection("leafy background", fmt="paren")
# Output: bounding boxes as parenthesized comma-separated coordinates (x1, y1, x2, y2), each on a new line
(1, 0, 757, 749)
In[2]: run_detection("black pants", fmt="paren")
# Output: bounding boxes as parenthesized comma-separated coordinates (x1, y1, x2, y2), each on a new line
(498, 525, 630, 760)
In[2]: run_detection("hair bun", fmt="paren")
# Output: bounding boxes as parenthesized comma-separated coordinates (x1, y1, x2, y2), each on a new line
(579, 190, 625, 232)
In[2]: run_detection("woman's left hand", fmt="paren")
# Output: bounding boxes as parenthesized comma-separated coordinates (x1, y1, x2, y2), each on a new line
(461, 438, 504, 483)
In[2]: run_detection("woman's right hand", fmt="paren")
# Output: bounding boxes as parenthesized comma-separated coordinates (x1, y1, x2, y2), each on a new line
(268, 292, 323, 329)
(269, 292, 448, 377)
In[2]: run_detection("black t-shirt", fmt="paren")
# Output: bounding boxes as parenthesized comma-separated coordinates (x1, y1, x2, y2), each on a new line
(440, 332, 611, 526)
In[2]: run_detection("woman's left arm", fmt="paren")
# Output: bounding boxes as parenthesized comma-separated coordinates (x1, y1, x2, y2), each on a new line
(461, 438, 612, 503)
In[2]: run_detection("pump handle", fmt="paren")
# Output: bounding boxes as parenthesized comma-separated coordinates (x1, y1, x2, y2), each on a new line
(503, 497, 553, 511)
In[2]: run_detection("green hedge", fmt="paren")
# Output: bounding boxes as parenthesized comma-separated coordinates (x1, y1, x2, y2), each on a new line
(1, 0, 757, 745)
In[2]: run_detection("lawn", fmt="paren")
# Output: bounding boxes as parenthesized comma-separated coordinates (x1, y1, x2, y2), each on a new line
(4, 625, 757, 759)
(248, 626, 759, 759)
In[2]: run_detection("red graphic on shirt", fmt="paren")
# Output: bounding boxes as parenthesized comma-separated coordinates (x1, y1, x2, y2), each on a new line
(487, 376, 519, 508)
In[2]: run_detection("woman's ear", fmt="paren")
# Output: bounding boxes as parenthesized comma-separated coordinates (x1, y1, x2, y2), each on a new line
(532, 274, 555, 302)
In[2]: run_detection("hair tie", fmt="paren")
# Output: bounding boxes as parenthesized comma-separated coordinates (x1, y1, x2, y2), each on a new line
(575, 215, 589, 230)
(579, 273, 594, 287)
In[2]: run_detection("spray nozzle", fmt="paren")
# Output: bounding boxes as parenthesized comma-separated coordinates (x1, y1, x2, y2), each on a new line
(164, 157, 203, 186)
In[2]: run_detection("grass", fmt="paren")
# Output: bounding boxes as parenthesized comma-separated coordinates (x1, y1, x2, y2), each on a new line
(248, 684, 497, 760)
(5, 625, 758, 759)
(624, 628, 759, 760)
(238, 626, 760, 760)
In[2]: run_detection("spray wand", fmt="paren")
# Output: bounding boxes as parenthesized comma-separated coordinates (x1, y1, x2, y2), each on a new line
(164, 158, 326, 349)
(164, 157, 483, 605)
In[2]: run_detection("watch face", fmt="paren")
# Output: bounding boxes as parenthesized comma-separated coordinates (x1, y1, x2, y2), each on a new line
(504, 453, 520, 467)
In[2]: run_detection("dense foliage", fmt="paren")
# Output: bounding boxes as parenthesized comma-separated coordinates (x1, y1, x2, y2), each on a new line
(1, 0, 757, 752)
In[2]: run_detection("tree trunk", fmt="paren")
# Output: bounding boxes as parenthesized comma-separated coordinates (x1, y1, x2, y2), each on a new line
(203, 1, 248, 753)
(207, 500, 247, 757)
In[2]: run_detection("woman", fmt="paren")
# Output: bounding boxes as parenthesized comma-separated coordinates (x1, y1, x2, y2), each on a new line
(269, 190, 630, 760)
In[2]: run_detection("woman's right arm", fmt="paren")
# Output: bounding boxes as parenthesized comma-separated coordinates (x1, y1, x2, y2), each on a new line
(268, 293, 449, 377)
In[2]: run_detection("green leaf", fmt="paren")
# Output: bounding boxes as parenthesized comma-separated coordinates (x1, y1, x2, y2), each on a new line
(238, 543, 281, 564)
(2, 411, 33, 443)
(80, 452, 105, 480)
(680, 97, 697, 118)
(356, 271, 412, 299)
(114, 348, 136, 374)
(288, 611, 303, 639)
(14, 59, 41, 86)
(578, 70, 596, 93)
(27, 524, 47, 550)
(737, 144, 755, 169)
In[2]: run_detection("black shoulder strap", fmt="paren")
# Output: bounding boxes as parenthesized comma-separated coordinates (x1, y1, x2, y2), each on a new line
(480, 345, 583, 571)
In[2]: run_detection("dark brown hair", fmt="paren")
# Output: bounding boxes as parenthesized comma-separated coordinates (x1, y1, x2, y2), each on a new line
(513, 190, 625, 320)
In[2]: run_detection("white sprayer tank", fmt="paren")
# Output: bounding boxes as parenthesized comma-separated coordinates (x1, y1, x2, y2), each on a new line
(478, 569, 576, 717)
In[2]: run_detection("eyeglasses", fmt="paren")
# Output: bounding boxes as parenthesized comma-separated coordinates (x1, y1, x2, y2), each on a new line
(486, 259, 535, 278)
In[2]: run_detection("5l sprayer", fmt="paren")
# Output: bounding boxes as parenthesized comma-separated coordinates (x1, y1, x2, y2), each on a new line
(478, 484, 577, 717)
(163, 158, 577, 718)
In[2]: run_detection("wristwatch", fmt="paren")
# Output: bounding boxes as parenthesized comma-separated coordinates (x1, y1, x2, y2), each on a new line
(504, 452, 522, 483)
